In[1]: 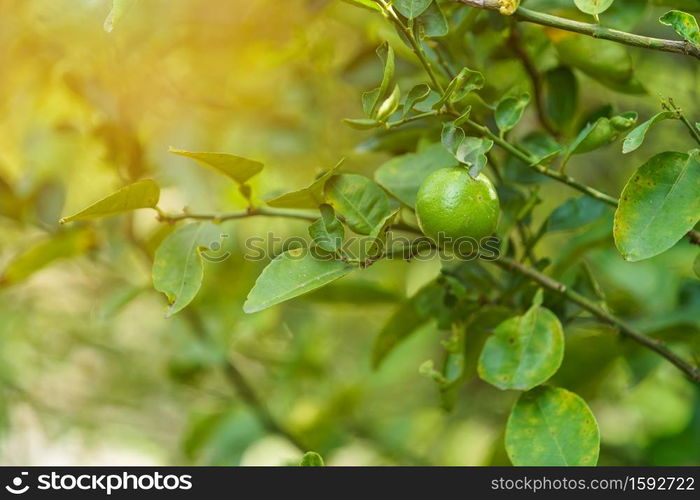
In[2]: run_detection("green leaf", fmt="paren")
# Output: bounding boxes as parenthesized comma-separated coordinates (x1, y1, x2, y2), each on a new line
(614, 151, 700, 261)
(299, 451, 324, 467)
(152, 222, 221, 318)
(433, 67, 484, 109)
(362, 88, 381, 117)
(342, 118, 380, 130)
(567, 111, 638, 157)
(495, 93, 530, 133)
(394, 0, 432, 19)
(308, 204, 344, 253)
(543, 67, 578, 129)
(375, 84, 401, 122)
(0, 228, 96, 286)
(694, 252, 700, 278)
(375, 144, 458, 208)
(478, 293, 565, 391)
(340, 0, 381, 11)
(60, 179, 160, 224)
(104, 0, 137, 33)
(415, 1, 448, 37)
(403, 84, 431, 118)
(660, 10, 700, 45)
(365, 209, 400, 258)
(369, 43, 395, 118)
(169, 148, 263, 185)
(266, 160, 343, 209)
(505, 386, 600, 466)
(622, 111, 676, 154)
(574, 0, 614, 16)
(324, 174, 392, 235)
(548, 197, 610, 231)
(372, 282, 445, 368)
(441, 123, 493, 177)
(243, 249, 355, 313)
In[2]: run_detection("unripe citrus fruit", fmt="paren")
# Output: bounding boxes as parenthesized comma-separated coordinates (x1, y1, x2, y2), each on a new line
(415, 167, 499, 243)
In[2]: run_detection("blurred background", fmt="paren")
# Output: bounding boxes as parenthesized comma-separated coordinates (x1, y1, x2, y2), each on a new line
(0, 0, 698, 465)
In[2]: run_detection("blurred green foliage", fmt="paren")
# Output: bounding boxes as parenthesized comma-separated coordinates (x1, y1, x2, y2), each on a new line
(0, 0, 698, 465)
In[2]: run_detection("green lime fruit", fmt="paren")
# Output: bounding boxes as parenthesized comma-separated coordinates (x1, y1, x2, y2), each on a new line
(415, 167, 499, 243)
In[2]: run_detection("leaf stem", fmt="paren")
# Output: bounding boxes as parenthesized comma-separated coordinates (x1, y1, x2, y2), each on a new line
(450, 1, 700, 60)
(377, 0, 445, 93)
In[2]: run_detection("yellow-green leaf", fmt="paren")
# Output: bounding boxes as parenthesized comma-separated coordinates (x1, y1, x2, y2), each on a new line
(324, 173, 392, 235)
(266, 160, 343, 209)
(622, 111, 675, 154)
(308, 204, 344, 253)
(60, 180, 160, 224)
(243, 249, 355, 313)
(152, 222, 221, 318)
(506, 386, 600, 466)
(169, 148, 263, 185)
(574, 0, 614, 16)
(614, 151, 700, 261)
(660, 10, 700, 45)
(478, 293, 565, 391)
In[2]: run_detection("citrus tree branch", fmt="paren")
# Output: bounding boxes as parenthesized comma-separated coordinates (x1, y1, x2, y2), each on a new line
(157, 206, 318, 224)
(492, 255, 700, 383)
(451, 0, 700, 60)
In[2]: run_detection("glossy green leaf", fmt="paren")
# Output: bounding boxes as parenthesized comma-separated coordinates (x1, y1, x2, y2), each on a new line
(394, 0, 432, 19)
(478, 292, 565, 391)
(495, 93, 530, 133)
(324, 173, 392, 235)
(544, 67, 578, 129)
(441, 123, 493, 177)
(622, 111, 675, 154)
(266, 160, 343, 209)
(299, 451, 324, 466)
(169, 148, 263, 185)
(104, 0, 137, 32)
(243, 249, 355, 313)
(415, 1, 448, 37)
(614, 151, 700, 261)
(308, 204, 344, 253)
(659, 10, 700, 45)
(374, 144, 458, 208)
(152, 222, 221, 318)
(574, 0, 614, 15)
(375, 84, 401, 122)
(506, 386, 600, 466)
(60, 179, 160, 224)
(403, 84, 431, 118)
(548, 197, 610, 231)
(0, 228, 96, 286)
